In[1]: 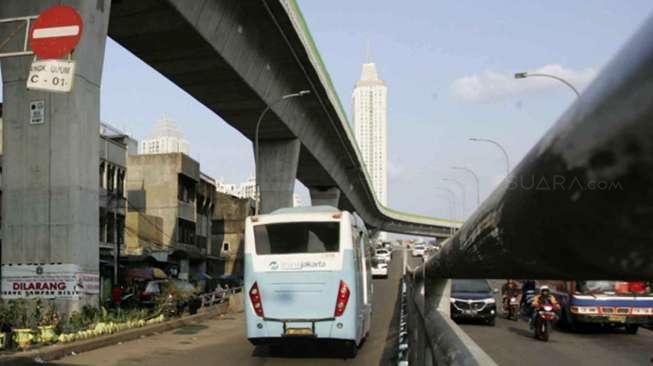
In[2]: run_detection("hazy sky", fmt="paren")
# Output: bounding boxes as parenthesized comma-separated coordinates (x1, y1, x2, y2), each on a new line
(2, 1, 652, 221)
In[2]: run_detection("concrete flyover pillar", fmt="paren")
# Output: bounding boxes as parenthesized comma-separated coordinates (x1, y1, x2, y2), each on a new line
(309, 187, 341, 208)
(0, 0, 111, 313)
(256, 138, 301, 214)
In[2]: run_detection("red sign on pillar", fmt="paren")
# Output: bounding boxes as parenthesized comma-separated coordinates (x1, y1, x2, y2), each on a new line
(29, 5, 84, 59)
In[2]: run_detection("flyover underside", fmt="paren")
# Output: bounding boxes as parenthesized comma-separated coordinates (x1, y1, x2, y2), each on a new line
(109, 0, 452, 237)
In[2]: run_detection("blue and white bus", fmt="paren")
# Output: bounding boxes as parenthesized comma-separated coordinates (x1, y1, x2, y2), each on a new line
(244, 206, 373, 357)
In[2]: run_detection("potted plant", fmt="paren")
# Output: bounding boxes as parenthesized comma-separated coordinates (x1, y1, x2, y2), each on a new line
(10, 299, 34, 350)
(37, 301, 59, 344)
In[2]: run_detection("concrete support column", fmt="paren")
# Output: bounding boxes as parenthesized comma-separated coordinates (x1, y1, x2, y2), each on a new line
(0, 0, 111, 312)
(309, 186, 341, 208)
(256, 138, 300, 214)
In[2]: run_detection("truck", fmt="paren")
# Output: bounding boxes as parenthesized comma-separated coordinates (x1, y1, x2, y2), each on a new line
(551, 280, 653, 334)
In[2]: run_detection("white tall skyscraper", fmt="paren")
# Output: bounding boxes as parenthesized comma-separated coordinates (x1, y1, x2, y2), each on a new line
(353, 56, 388, 208)
(139, 116, 190, 155)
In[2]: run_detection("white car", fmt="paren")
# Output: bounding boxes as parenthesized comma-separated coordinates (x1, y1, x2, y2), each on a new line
(411, 245, 425, 257)
(375, 248, 391, 262)
(371, 261, 389, 278)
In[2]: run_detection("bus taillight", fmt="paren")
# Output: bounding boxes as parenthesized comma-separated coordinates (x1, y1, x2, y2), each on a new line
(334, 280, 350, 317)
(249, 281, 264, 317)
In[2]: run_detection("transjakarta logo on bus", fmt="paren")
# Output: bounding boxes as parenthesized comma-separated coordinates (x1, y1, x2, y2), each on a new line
(268, 260, 327, 271)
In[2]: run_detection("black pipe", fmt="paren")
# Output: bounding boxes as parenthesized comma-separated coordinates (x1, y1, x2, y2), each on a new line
(423, 15, 653, 280)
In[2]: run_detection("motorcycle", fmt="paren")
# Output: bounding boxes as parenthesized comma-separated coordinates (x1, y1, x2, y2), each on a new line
(503, 296, 520, 321)
(533, 304, 558, 341)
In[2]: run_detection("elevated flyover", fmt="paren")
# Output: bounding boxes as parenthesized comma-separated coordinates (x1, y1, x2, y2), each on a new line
(107, 0, 459, 237)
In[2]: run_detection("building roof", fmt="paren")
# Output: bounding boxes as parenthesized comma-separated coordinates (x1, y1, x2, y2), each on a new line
(148, 115, 185, 139)
(356, 62, 385, 87)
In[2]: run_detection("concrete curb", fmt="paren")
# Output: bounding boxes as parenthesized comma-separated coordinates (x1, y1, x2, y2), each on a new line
(0, 303, 229, 363)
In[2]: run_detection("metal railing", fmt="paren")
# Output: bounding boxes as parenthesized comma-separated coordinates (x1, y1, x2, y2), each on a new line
(199, 286, 242, 308)
(422, 13, 653, 281)
(397, 279, 409, 365)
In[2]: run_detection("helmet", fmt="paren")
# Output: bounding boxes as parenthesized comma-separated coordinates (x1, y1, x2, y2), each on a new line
(540, 285, 550, 294)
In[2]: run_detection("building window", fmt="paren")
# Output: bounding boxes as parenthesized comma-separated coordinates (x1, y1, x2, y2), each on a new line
(177, 174, 196, 203)
(99, 162, 105, 189)
(107, 165, 115, 192)
(99, 209, 106, 243)
(177, 218, 196, 245)
(222, 242, 230, 252)
(117, 169, 125, 197)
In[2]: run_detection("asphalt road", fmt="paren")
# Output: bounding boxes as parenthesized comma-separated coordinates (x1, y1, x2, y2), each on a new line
(459, 280, 653, 366)
(50, 249, 406, 366)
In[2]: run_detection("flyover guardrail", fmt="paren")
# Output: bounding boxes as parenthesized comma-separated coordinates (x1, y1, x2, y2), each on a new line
(420, 13, 653, 281)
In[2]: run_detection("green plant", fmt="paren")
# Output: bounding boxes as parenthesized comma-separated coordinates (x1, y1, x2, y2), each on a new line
(33, 299, 44, 326)
(81, 305, 100, 325)
(63, 311, 86, 333)
(41, 301, 60, 327)
(0, 299, 6, 326)
(9, 299, 31, 329)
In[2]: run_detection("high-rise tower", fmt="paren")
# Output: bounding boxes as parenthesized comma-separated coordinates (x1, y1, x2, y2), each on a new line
(353, 56, 388, 208)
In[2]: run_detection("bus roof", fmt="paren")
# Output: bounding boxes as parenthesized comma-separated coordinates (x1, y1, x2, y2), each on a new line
(269, 206, 340, 215)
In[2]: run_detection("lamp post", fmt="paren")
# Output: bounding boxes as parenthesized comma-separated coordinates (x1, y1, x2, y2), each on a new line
(514, 72, 580, 98)
(254, 90, 311, 215)
(434, 187, 457, 236)
(451, 166, 480, 207)
(442, 177, 466, 218)
(469, 137, 511, 176)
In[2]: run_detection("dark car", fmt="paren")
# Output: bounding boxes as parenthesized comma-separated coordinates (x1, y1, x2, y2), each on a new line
(450, 279, 497, 325)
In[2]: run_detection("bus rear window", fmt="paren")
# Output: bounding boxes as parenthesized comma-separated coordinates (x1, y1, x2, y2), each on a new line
(254, 222, 340, 255)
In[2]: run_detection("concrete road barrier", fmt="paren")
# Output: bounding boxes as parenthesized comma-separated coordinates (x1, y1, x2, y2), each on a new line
(405, 275, 497, 365)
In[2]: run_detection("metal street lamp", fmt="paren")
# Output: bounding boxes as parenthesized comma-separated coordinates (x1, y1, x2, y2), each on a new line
(434, 187, 457, 236)
(469, 137, 511, 176)
(451, 166, 480, 207)
(514, 71, 580, 97)
(254, 90, 311, 215)
(442, 177, 466, 218)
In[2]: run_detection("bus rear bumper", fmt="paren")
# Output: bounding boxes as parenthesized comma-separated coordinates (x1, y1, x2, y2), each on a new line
(247, 316, 356, 343)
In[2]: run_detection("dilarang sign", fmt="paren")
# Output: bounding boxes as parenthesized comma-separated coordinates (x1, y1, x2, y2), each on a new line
(1, 263, 99, 299)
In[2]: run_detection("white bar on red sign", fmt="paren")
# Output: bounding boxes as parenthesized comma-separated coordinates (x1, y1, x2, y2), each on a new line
(33, 25, 80, 39)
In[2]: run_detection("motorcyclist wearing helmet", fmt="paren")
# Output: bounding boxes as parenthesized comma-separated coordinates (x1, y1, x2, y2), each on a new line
(501, 279, 521, 308)
(530, 285, 560, 327)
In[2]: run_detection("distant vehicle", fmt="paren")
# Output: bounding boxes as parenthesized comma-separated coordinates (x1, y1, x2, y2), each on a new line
(411, 244, 425, 257)
(551, 280, 653, 334)
(244, 206, 373, 358)
(375, 248, 391, 262)
(450, 279, 497, 326)
(371, 257, 388, 279)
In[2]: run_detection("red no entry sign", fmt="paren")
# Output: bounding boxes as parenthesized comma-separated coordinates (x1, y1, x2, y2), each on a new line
(29, 5, 83, 59)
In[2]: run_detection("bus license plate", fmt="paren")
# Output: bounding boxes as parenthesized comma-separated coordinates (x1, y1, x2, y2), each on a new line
(608, 315, 626, 323)
(285, 327, 313, 336)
